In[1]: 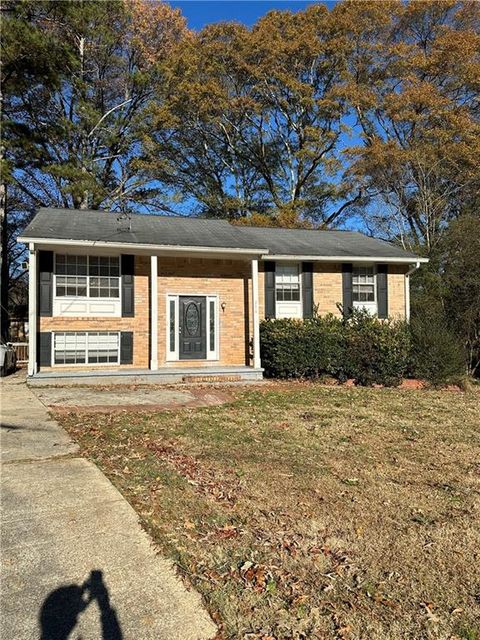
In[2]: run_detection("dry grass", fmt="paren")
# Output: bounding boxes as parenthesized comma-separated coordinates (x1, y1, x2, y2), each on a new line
(59, 383, 480, 640)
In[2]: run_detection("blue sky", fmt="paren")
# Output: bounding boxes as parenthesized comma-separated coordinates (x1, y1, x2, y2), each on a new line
(170, 1, 334, 30)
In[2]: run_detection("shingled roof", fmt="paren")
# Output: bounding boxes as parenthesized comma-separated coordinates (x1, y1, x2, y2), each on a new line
(18, 208, 422, 261)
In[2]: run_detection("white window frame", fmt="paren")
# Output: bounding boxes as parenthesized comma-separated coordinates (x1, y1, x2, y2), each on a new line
(275, 262, 303, 319)
(51, 331, 121, 367)
(54, 254, 121, 300)
(53, 252, 122, 317)
(352, 264, 377, 315)
(166, 294, 219, 362)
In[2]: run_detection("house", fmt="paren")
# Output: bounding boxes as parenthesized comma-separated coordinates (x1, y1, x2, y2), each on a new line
(18, 208, 426, 382)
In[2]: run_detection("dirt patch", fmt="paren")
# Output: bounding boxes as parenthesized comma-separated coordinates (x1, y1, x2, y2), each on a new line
(399, 378, 426, 390)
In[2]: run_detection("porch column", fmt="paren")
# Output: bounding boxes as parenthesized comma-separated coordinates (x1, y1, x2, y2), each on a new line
(251, 258, 261, 369)
(27, 243, 37, 376)
(150, 255, 158, 370)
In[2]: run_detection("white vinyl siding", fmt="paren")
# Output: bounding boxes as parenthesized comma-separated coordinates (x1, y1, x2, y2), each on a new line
(53, 331, 120, 366)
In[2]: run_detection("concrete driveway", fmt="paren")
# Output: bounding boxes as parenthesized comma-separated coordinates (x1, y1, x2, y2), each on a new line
(0, 373, 216, 640)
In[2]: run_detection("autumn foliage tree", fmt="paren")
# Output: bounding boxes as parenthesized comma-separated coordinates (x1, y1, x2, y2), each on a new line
(140, 6, 364, 225)
(3, 0, 480, 358)
(1, 0, 188, 335)
(341, 0, 480, 254)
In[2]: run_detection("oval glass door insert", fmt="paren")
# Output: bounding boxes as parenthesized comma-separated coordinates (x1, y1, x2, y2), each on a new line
(185, 302, 200, 336)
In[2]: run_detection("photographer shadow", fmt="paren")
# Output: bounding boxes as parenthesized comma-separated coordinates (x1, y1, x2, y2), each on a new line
(39, 569, 123, 640)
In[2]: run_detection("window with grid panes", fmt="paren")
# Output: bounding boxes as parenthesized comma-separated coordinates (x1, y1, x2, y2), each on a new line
(88, 257, 120, 298)
(55, 255, 120, 298)
(54, 332, 119, 365)
(352, 266, 375, 302)
(275, 264, 300, 301)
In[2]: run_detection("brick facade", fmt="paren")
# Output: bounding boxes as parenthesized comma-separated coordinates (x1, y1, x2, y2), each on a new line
(156, 257, 251, 368)
(39, 255, 150, 369)
(39, 254, 408, 371)
(387, 264, 408, 318)
(313, 263, 344, 317)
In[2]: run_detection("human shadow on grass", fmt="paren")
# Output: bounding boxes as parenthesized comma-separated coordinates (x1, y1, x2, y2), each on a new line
(39, 569, 122, 640)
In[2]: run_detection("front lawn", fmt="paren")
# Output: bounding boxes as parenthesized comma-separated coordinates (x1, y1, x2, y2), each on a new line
(59, 384, 480, 640)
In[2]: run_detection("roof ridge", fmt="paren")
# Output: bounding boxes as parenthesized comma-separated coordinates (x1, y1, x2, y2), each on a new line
(236, 224, 359, 233)
(38, 207, 233, 224)
(38, 208, 373, 235)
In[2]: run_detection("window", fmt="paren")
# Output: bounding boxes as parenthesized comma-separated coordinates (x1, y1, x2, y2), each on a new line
(275, 264, 300, 302)
(87, 332, 119, 363)
(209, 299, 215, 352)
(89, 257, 120, 298)
(54, 332, 86, 364)
(53, 332, 119, 365)
(352, 266, 375, 302)
(55, 255, 87, 297)
(55, 255, 120, 298)
(169, 299, 176, 352)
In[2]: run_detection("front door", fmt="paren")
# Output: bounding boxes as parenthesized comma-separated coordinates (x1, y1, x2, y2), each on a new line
(179, 296, 206, 360)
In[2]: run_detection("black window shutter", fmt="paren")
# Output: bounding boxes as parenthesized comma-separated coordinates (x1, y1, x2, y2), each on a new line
(264, 261, 276, 319)
(38, 332, 52, 367)
(302, 262, 314, 318)
(121, 255, 135, 317)
(120, 331, 133, 364)
(38, 251, 53, 317)
(377, 264, 388, 319)
(342, 263, 353, 316)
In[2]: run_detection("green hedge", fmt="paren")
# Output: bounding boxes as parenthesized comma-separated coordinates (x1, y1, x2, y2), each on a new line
(409, 310, 466, 387)
(342, 312, 411, 387)
(260, 311, 411, 387)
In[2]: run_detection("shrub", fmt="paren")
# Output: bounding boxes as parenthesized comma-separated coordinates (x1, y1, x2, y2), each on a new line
(260, 315, 344, 379)
(341, 311, 411, 387)
(260, 311, 410, 386)
(410, 310, 466, 386)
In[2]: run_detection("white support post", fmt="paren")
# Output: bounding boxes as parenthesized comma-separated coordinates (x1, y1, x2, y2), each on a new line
(28, 243, 37, 376)
(405, 261, 420, 322)
(251, 258, 261, 369)
(150, 255, 158, 370)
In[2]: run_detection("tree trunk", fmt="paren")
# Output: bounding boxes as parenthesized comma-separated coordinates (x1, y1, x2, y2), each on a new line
(0, 181, 9, 341)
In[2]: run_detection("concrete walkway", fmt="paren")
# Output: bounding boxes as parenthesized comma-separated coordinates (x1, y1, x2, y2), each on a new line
(0, 374, 216, 640)
(33, 384, 232, 413)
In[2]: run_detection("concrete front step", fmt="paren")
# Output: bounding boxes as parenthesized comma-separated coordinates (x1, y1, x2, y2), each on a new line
(27, 366, 264, 387)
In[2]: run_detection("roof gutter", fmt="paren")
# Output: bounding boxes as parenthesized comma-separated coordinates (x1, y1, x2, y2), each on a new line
(263, 254, 428, 264)
(16, 237, 428, 265)
(17, 236, 269, 257)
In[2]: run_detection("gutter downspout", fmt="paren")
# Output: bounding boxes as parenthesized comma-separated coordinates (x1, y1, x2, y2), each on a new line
(405, 261, 420, 322)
